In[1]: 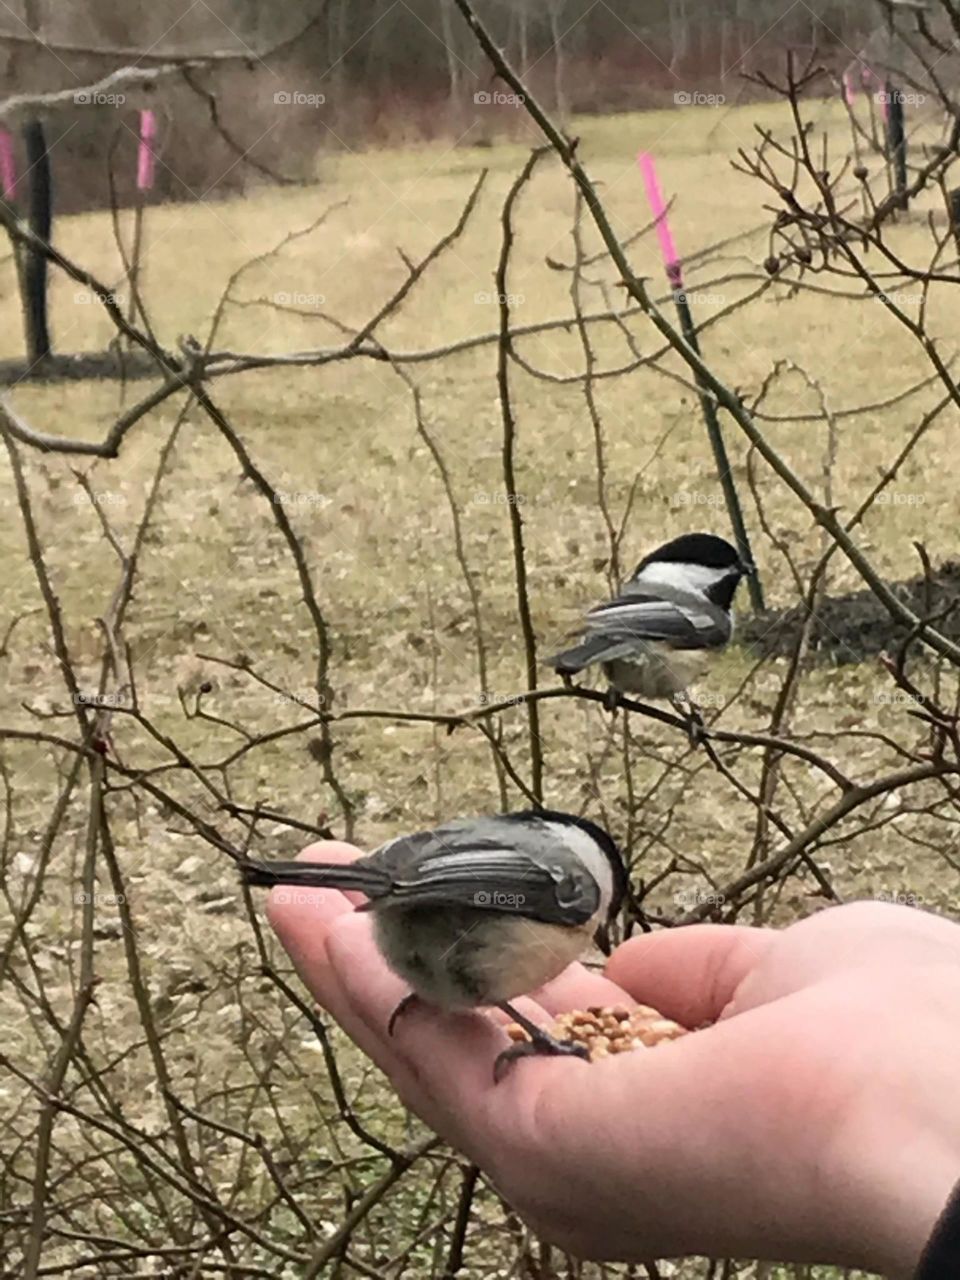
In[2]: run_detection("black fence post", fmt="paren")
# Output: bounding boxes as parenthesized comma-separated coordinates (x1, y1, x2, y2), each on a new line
(21, 118, 52, 365)
(671, 274, 765, 612)
(885, 82, 907, 204)
(947, 186, 960, 262)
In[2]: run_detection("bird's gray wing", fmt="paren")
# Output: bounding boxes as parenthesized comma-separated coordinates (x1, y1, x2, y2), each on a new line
(585, 591, 730, 650)
(367, 820, 600, 925)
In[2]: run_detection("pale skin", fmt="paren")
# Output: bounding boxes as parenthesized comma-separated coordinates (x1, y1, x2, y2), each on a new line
(266, 841, 960, 1277)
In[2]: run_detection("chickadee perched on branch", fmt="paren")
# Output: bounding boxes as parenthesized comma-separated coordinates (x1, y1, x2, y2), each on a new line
(242, 809, 626, 1081)
(546, 532, 751, 707)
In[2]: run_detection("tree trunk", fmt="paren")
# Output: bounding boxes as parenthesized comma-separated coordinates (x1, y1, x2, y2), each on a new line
(547, 1, 568, 122)
(439, 0, 461, 122)
(22, 0, 43, 34)
(668, 0, 688, 75)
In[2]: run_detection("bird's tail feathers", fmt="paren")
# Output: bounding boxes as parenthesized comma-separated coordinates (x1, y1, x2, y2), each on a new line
(545, 633, 619, 676)
(240, 860, 391, 898)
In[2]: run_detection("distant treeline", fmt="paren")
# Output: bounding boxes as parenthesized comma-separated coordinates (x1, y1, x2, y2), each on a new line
(0, 0, 888, 210)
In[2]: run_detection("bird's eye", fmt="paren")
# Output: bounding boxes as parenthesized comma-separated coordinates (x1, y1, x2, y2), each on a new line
(554, 872, 583, 907)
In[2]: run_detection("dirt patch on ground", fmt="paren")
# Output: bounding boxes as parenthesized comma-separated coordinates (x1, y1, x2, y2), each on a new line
(741, 561, 960, 663)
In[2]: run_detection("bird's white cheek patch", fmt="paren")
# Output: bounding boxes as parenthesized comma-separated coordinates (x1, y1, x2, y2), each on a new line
(542, 820, 615, 917)
(636, 560, 734, 596)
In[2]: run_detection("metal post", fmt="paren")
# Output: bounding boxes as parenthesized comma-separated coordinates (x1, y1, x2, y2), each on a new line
(671, 275, 765, 611)
(21, 119, 52, 365)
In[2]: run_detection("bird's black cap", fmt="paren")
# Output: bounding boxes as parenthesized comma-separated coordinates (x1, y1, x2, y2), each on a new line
(636, 532, 745, 574)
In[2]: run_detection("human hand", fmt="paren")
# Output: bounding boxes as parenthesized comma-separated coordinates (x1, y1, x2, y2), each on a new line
(267, 841, 960, 1277)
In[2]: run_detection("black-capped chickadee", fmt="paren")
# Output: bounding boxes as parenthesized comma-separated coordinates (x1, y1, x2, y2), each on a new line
(546, 532, 750, 704)
(241, 809, 626, 1080)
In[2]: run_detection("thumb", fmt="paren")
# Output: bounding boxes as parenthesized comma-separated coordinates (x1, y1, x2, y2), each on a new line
(606, 924, 775, 1026)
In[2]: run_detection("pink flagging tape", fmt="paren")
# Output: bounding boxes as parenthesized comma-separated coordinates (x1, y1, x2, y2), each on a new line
(637, 150, 682, 286)
(855, 64, 890, 122)
(137, 109, 157, 191)
(0, 130, 16, 199)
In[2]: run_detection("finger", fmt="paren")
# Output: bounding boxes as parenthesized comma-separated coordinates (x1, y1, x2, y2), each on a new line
(283, 840, 361, 864)
(327, 911, 509, 1096)
(325, 912, 538, 1156)
(266, 841, 366, 1008)
(523, 1006, 793, 1261)
(319, 910, 430, 1075)
(268, 838, 369, 912)
(326, 914, 591, 1156)
(271, 894, 432, 1114)
(265, 840, 367, 939)
(605, 924, 775, 1026)
(292, 840, 368, 907)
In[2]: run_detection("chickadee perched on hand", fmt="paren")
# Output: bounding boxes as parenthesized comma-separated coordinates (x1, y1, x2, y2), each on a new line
(546, 532, 750, 705)
(242, 809, 626, 1081)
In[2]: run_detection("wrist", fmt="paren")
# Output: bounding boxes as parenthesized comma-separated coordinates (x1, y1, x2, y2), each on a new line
(823, 1034, 960, 1276)
(809, 968, 960, 1276)
(833, 1126, 959, 1277)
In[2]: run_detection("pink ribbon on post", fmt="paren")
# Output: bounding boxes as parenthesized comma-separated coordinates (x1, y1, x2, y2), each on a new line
(137, 109, 157, 192)
(858, 65, 889, 122)
(0, 130, 17, 199)
(637, 150, 682, 287)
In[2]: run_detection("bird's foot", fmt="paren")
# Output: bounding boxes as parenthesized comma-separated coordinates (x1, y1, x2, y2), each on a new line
(387, 992, 420, 1036)
(493, 1001, 590, 1083)
(604, 686, 622, 714)
(493, 1036, 589, 1083)
(685, 706, 706, 747)
(672, 694, 705, 746)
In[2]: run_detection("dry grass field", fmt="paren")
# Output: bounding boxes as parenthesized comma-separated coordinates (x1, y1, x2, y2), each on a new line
(0, 95, 956, 1276)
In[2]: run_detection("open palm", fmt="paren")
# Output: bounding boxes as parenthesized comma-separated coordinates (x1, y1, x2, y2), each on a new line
(266, 841, 960, 1277)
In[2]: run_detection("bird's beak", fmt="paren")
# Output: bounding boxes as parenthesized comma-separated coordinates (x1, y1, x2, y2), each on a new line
(739, 559, 757, 577)
(594, 920, 613, 957)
